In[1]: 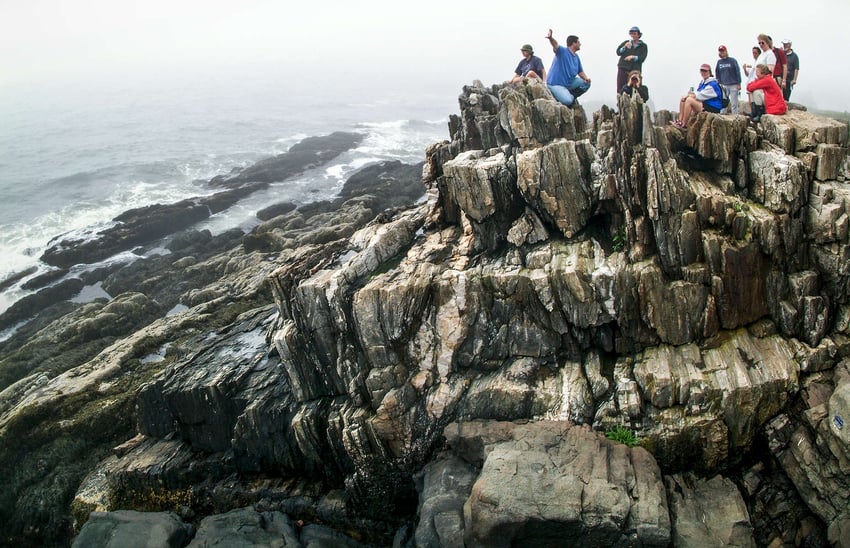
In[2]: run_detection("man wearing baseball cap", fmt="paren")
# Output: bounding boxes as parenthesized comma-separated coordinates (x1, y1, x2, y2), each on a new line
(615, 26, 648, 92)
(781, 39, 799, 101)
(510, 43, 547, 84)
(715, 45, 742, 114)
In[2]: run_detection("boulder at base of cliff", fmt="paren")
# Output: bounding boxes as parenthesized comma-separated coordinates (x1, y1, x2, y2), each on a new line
(665, 473, 756, 547)
(72, 510, 191, 548)
(441, 420, 671, 547)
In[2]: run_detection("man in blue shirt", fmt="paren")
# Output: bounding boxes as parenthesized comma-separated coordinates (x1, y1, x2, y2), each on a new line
(545, 29, 592, 107)
(510, 44, 546, 84)
(715, 45, 741, 114)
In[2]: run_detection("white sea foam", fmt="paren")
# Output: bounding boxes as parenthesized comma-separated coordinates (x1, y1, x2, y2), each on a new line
(354, 119, 448, 163)
(0, 80, 451, 318)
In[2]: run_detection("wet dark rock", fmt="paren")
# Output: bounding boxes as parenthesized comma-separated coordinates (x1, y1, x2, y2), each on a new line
(72, 510, 191, 548)
(137, 306, 279, 453)
(40, 183, 266, 269)
(187, 507, 298, 547)
(0, 277, 84, 331)
(20, 267, 70, 290)
(167, 229, 213, 252)
(209, 131, 364, 187)
(257, 201, 297, 221)
(338, 160, 425, 202)
(41, 131, 365, 270)
(0, 266, 37, 292)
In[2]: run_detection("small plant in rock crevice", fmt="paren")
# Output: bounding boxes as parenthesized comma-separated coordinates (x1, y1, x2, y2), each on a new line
(612, 225, 627, 252)
(605, 425, 639, 447)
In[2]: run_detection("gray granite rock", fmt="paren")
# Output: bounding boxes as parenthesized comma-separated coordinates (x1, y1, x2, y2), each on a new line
(665, 473, 755, 547)
(188, 507, 299, 547)
(72, 510, 190, 548)
(455, 422, 670, 547)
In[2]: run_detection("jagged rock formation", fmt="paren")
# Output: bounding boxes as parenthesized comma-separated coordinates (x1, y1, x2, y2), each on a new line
(249, 80, 849, 545)
(0, 155, 425, 546)
(3, 79, 850, 546)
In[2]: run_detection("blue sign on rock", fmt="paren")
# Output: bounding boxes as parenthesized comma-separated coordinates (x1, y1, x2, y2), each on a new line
(834, 415, 845, 430)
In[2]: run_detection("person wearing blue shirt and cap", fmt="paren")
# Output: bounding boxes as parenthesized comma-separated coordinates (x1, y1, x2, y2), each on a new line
(615, 26, 648, 92)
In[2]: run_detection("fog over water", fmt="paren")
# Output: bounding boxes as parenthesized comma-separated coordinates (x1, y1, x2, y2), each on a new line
(2, 0, 847, 113)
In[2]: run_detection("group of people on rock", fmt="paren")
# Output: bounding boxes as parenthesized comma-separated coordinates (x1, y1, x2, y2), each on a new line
(507, 27, 801, 127)
(673, 34, 800, 128)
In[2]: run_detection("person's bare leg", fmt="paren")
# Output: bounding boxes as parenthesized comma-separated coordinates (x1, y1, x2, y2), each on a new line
(682, 97, 703, 125)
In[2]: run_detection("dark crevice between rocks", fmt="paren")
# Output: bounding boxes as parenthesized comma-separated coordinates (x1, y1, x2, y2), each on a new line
(730, 428, 830, 547)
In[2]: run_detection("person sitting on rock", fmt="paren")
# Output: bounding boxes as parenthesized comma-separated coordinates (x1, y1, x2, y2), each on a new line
(620, 70, 649, 101)
(509, 43, 546, 84)
(545, 29, 591, 107)
(746, 63, 787, 122)
(671, 64, 723, 128)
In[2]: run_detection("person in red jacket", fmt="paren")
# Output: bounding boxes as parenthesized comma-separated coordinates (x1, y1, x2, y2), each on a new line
(746, 64, 787, 121)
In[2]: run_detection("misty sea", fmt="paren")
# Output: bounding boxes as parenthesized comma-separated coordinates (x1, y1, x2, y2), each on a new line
(0, 77, 456, 320)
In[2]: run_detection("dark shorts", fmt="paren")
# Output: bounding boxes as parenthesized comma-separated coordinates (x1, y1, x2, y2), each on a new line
(703, 103, 721, 113)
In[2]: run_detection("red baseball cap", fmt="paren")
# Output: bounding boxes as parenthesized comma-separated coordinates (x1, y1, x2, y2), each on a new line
(718, 45, 727, 51)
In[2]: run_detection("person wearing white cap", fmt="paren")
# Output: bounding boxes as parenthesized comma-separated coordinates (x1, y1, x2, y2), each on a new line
(782, 39, 799, 101)
(615, 26, 648, 92)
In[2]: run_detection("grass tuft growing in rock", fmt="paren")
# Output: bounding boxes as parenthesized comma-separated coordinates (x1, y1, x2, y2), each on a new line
(605, 425, 639, 447)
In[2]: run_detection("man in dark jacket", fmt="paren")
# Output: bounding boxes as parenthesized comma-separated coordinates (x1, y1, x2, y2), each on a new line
(615, 26, 648, 92)
(767, 36, 788, 93)
(781, 39, 800, 101)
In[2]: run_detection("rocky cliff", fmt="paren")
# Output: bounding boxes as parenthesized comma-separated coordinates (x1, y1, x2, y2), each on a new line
(2, 80, 850, 547)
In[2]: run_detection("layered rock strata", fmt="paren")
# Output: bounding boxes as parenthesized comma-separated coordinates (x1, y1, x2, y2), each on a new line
(3, 78, 850, 546)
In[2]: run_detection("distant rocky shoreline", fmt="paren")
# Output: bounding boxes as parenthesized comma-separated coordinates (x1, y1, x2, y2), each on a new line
(2, 80, 850, 547)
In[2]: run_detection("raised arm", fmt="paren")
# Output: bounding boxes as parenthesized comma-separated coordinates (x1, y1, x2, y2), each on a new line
(546, 29, 559, 53)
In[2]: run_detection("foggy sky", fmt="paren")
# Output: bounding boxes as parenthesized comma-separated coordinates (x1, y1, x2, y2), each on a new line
(1, 0, 848, 114)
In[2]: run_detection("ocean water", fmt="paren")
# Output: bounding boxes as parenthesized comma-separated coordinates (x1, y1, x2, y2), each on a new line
(0, 77, 456, 315)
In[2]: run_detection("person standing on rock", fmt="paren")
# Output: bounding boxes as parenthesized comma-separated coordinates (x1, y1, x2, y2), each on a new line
(545, 29, 591, 107)
(766, 36, 788, 93)
(615, 26, 647, 92)
(742, 46, 761, 84)
(715, 45, 741, 114)
(781, 39, 799, 101)
(754, 35, 777, 74)
(509, 43, 546, 84)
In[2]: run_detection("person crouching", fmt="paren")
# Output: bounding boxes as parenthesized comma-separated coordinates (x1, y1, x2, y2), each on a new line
(672, 63, 723, 128)
(746, 63, 787, 122)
